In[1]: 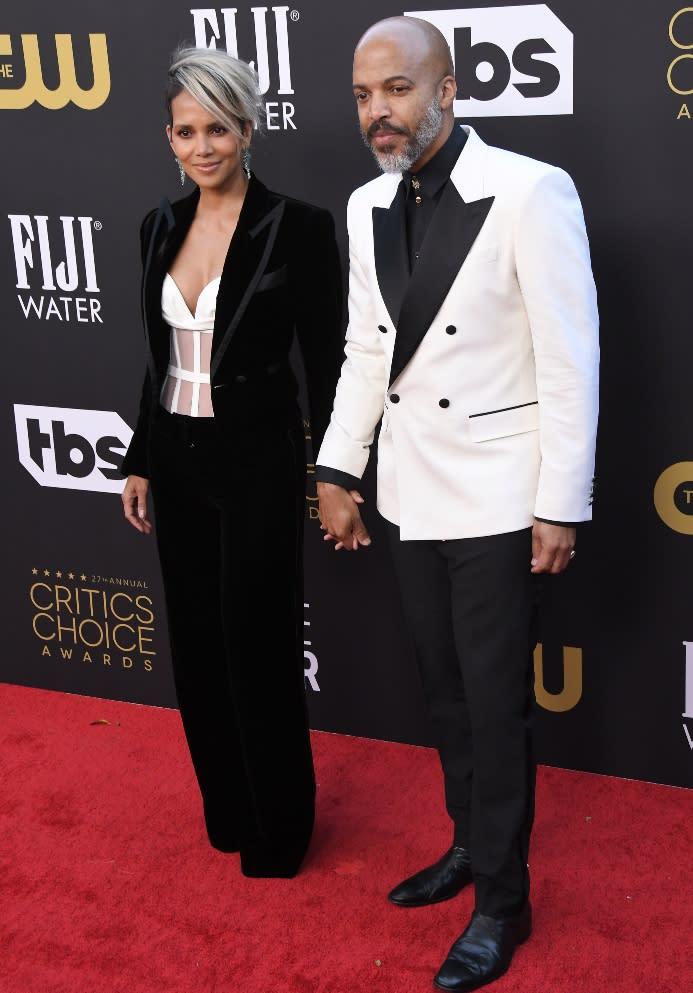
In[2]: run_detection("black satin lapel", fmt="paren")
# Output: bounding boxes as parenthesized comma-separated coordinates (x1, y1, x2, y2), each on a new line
(141, 193, 196, 380)
(210, 179, 283, 378)
(373, 181, 409, 328)
(142, 200, 176, 382)
(389, 185, 495, 386)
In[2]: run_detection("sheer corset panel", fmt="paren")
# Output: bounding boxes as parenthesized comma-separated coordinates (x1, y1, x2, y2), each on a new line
(160, 273, 221, 418)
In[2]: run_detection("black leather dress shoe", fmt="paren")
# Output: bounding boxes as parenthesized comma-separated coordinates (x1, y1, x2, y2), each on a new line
(433, 902, 532, 991)
(388, 846, 472, 907)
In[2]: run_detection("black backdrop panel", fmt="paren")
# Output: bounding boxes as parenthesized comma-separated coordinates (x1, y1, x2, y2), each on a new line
(1, 1, 691, 787)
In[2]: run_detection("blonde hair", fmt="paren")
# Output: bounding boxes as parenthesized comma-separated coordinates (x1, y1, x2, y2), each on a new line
(166, 46, 264, 139)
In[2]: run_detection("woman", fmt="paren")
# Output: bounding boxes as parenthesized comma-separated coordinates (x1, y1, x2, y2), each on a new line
(121, 47, 343, 878)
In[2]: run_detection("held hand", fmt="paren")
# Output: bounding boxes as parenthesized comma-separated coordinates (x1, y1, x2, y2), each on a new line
(531, 521, 576, 574)
(317, 482, 371, 551)
(122, 475, 152, 535)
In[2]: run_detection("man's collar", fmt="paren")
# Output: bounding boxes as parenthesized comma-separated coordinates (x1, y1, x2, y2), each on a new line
(404, 124, 467, 198)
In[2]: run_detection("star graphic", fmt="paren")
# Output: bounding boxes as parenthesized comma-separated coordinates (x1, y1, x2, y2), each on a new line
(68, 572, 75, 580)
(31, 568, 38, 575)
(43, 569, 50, 577)
(56, 571, 63, 579)
(80, 573, 87, 581)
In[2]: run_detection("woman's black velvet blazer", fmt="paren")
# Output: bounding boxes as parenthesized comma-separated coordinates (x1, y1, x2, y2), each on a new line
(121, 175, 344, 478)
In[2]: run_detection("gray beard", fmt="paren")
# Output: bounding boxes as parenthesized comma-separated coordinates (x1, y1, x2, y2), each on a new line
(364, 99, 444, 174)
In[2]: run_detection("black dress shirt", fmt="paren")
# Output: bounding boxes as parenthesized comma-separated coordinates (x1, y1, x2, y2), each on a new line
(403, 123, 467, 271)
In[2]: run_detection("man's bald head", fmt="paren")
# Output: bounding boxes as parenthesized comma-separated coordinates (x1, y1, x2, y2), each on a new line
(352, 16, 457, 174)
(355, 16, 453, 79)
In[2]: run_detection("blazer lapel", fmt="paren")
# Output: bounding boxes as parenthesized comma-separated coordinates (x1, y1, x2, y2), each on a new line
(210, 175, 283, 378)
(141, 190, 198, 380)
(372, 179, 409, 328)
(389, 180, 494, 387)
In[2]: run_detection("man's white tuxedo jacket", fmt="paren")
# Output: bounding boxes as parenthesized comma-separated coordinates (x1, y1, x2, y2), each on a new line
(317, 126, 599, 540)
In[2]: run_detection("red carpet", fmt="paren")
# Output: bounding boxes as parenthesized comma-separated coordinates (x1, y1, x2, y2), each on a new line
(0, 682, 691, 993)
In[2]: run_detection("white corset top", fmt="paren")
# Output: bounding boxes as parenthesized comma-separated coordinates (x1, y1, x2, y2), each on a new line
(160, 273, 221, 418)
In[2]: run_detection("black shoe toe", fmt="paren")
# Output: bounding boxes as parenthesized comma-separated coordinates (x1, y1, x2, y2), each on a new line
(388, 846, 472, 908)
(433, 903, 532, 992)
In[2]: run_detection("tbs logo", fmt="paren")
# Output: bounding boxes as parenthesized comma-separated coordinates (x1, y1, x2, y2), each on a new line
(14, 405, 132, 493)
(405, 4, 573, 117)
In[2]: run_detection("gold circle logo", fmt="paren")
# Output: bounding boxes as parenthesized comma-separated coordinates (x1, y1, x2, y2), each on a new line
(668, 7, 693, 94)
(654, 462, 693, 534)
(670, 7, 693, 49)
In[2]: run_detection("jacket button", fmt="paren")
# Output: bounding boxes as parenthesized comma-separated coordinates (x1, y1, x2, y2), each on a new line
(234, 374, 248, 384)
(439, 398, 450, 408)
(378, 325, 388, 334)
(445, 325, 457, 335)
(390, 393, 400, 404)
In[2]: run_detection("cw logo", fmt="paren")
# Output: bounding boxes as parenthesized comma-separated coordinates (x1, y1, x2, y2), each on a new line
(0, 33, 110, 110)
(668, 7, 693, 96)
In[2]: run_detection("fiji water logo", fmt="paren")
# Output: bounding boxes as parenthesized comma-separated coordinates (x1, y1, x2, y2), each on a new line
(8, 213, 103, 324)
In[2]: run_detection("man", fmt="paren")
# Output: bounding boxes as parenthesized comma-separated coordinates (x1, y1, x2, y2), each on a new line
(316, 15, 598, 993)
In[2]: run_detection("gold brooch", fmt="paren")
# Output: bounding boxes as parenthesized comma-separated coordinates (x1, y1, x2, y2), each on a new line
(411, 177, 420, 190)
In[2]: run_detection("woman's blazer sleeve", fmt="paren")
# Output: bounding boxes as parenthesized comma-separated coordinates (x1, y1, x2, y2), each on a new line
(290, 206, 344, 457)
(120, 210, 157, 479)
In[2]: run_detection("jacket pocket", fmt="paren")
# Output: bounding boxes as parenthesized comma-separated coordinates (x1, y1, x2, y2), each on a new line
(256, 263, 288, 292)
(468, 401, 539, 442)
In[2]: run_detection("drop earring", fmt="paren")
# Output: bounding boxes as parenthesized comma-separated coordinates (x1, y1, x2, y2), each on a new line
(241, 146, 251, 180)
(175, 157, 185, 186)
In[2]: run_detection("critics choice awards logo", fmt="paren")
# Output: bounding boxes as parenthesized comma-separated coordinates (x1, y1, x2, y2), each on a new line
(190, 6, 298, 129)
(667, 7, 693, 120)
(29, 566, 157, 675)
(0, 33, 109, 110)
(8, 213, 103, 324)
(405, 5, 573, 117)
(14, 405, 133, 493)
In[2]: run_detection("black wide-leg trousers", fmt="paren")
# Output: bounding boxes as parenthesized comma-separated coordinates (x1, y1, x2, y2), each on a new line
(148, 408, 315, 877)
(386, 523, 539, 916)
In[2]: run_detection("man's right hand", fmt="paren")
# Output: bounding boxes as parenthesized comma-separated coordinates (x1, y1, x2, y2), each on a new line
(317, 481, 371, 551)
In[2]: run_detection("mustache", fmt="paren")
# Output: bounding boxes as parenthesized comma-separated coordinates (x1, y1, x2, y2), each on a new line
(367, 120, 410, 139)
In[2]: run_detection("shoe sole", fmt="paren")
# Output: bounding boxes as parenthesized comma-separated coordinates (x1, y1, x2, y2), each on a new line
(388, 887, 468, 909)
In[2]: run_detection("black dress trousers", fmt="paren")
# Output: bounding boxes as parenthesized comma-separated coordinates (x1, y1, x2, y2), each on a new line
(149, 407, 314, 878)
(386, 524, 540, 916)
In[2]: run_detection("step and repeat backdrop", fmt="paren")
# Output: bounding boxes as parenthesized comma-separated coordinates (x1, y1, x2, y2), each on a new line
(1, 0, 691, 788)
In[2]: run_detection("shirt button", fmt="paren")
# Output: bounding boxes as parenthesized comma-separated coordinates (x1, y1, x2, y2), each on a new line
(445, 325, 457, 335)
(439, 398, 450, 408)
(378, 325, 388, 334)
(234, 374, 248, 384)
(390, 393, 400, 404)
